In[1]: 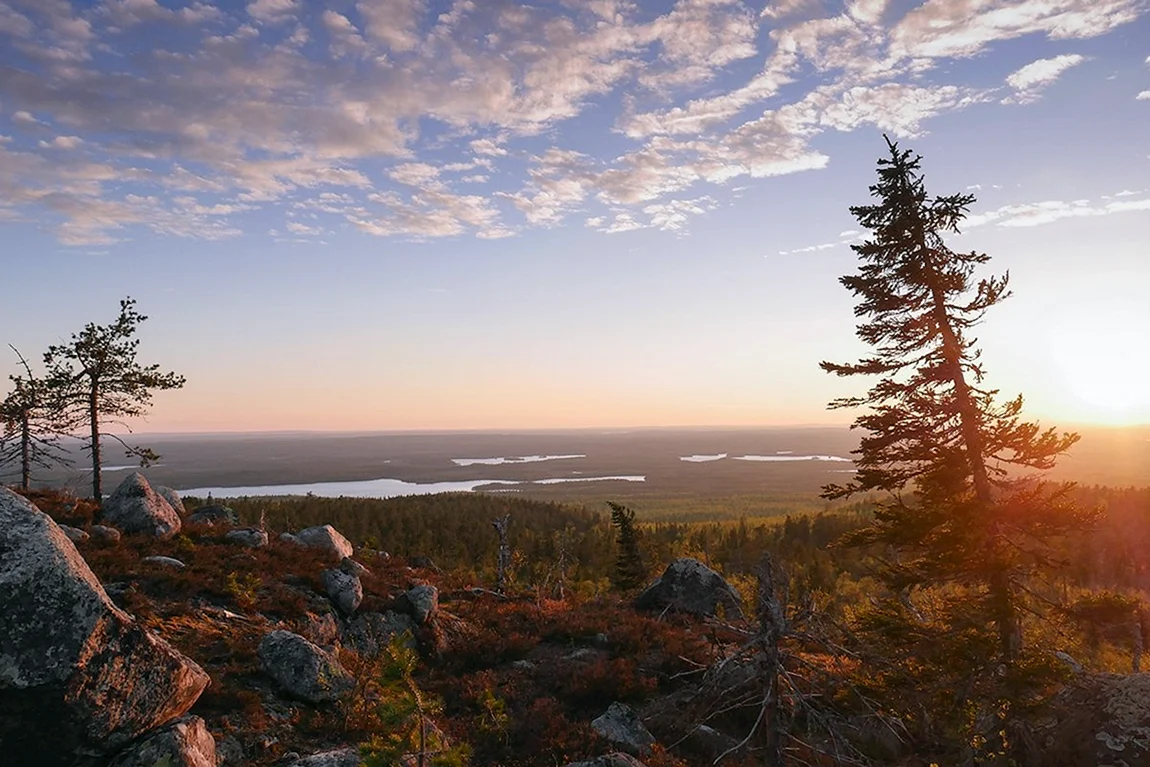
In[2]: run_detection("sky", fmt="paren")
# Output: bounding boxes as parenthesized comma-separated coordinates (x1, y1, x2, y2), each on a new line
(0, 0, 1148, 433)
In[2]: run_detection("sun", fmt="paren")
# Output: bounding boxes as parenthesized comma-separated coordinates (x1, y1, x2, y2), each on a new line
(1046, 308, 1150, 425)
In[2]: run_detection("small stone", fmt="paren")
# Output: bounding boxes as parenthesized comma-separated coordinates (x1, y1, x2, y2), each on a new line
(403, 584, 439, 625)
(91, 524, 122, 542)
(323, 568, 363, 615)
(339, 557, 370, 576)
(142, 555, 186, 570)
(592, 702, 657, 756)
(225, 528, 269, 548)
(60, 524, 89, 543)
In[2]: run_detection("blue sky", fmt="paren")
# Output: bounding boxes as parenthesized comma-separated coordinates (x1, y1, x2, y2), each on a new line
(1, 0, 1148, 432)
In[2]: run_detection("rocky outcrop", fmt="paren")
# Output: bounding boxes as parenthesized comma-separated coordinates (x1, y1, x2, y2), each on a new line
(186, 503, 238, 527)
(323, 568, 363, 615)
(401, 584, 439, 624)
(257, 630, 353, 703)
(287, 747, 362, 767)
(342, 611, 416, 657)
(295, 525, 354, 559)
(101, 472, 182, 539)
(592, 702, 656, 756)
(60, 524, 90, 543)
(565, 754, 649, 767)
(225, 528, 269, 548)
(1029, 673, 1150, 766)
(142, 555, 187, 570)
(108, 715, 216, 767)
(634, 558, 744, 619)
(90, 524, 122, 543)
(156, 486, 186, 516)
(0, 488, 209, 764)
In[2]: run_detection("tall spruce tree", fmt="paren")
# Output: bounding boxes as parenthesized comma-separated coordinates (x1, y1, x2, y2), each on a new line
(608, 501, 646, 591)
(821, 137, 1090, 663)
(44, 298, 185, 502)
(0, 346, 72, 490)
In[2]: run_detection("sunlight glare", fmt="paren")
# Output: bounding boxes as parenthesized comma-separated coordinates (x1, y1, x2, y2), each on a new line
(1048, 307, 1150, 424)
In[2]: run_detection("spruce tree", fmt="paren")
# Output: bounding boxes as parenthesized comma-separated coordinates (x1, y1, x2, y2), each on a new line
(821, 137, 1090, 663)
(608, 501, 646, 591)
(44, 298, 185, 502)
(0, 346, 72, 490)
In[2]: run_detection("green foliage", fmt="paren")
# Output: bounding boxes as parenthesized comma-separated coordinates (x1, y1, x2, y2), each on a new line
(359, 633, 471, 767)
(0, 346, 71, 490)
(43, 297, 185, 501)
(821, 137, 1091, 663)
(608, 501, 645, 591)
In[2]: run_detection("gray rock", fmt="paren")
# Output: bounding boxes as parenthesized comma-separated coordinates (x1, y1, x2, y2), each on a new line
(342, 611, 416, 657)
(91, 524, 122, 543)
(0, 488, 209, 763)
(301, 612, 341, 647)
(186, 503, 238, 527)
(403, 584, 439, 624)
(215, 734, 245, 766)
(323, 568, 363, 615)
(339, 557, 370, 577)
(634, 558, 744, 619)
(565, 753, 649, 767)
(257, 630, 353, 703)
(592, 702, 657, 756)
(280, 532, 303, 546)
(60, 524, 89, 543)
(156, 486, 186, 516)
(108, 714, 216, 767)
(408, 555, 439, 572)
(142, 555, 187, 570)
(101, 472, 182, 539)
(287, 748, 361, 767)
(294, 525, 354, 559)
(225, 528, 269, 548)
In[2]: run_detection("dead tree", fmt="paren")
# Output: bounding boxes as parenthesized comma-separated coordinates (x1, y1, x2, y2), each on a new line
(492, 513, 511, 594)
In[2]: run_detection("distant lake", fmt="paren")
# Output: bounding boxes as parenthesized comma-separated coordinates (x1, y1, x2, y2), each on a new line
(176, 474, 645, 500)
(680, 453, 727, 462)
(451, 454, 585, 466)
(734, 454, 852, 462)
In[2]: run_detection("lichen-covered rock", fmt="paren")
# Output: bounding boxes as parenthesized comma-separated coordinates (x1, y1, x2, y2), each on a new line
(101, 472, 181, 539)
(634, 558, 744, 619)
(591, 702, 657, 756)
(156, 486, 185, 516)
(108, 715, 216, 767)
(323, 568, 363, 615)
(90, 525, 122, 543)
(59, 525, 89, 543)
(1031, 673, 1150, 766)
(402, 584, 439, 624)
(257, 630, 353, 703)
(287, 747, 361, 767)
(295, 525, 354, 559)
(224, 528, 269, 548)
(565, 753, 649, 767)
(342, 611, 416, 657)
(142, 555, 186, 570)
(186, 503, 238, 527)
(0, 488, 210, 764)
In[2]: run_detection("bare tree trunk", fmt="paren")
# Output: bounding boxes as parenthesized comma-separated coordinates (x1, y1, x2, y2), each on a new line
(20, 411, 31, 492)
(493, 514, 511, 594)
(89, 385, 101, 503)
(757, 554, 786, 767)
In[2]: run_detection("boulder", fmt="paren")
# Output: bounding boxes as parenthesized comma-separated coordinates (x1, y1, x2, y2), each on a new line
(323, 569, 363, 615)
(60, 525, 89, 543)
(295, 525, 354, 559)
(402, 584, 439, 625)
(156, 486, 186, 516)
(339, 557, 370, 577)
(257, 630, 353, 703)
(287, 747, 362, 767)
(565, 754, 649, 767)
(408, 555, 439, 572)
(591, 702, 656, 756)
(108, 715, 216, 767)
(224, 528, 269, 548)
(342, 611, 416, 657)
(142, 555, 186, 570)
(1029, 673, 1150, 766)
(186, 503, 238, 527)
(280, 532, 303, 546)
(634, 558, 744, 619)
(101, 472, 182, 539)
(214, 734, 245, 766)
(0, 488, 209, 763)
(90, 524, 122, 543)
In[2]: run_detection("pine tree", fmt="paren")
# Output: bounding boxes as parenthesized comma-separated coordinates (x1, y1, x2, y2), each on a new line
(44, 298, 185, 502)
(821, 137, 1091, 663)
(0, 346, 72, 490)
(608, 502, 646, 591)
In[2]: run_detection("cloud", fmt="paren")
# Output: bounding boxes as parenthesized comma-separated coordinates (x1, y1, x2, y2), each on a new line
(1137, 90, 1150, 100)
(247, 0, 299, 24)
(1004, 54, 1086, 103)
(965, 194, 1150, 228)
